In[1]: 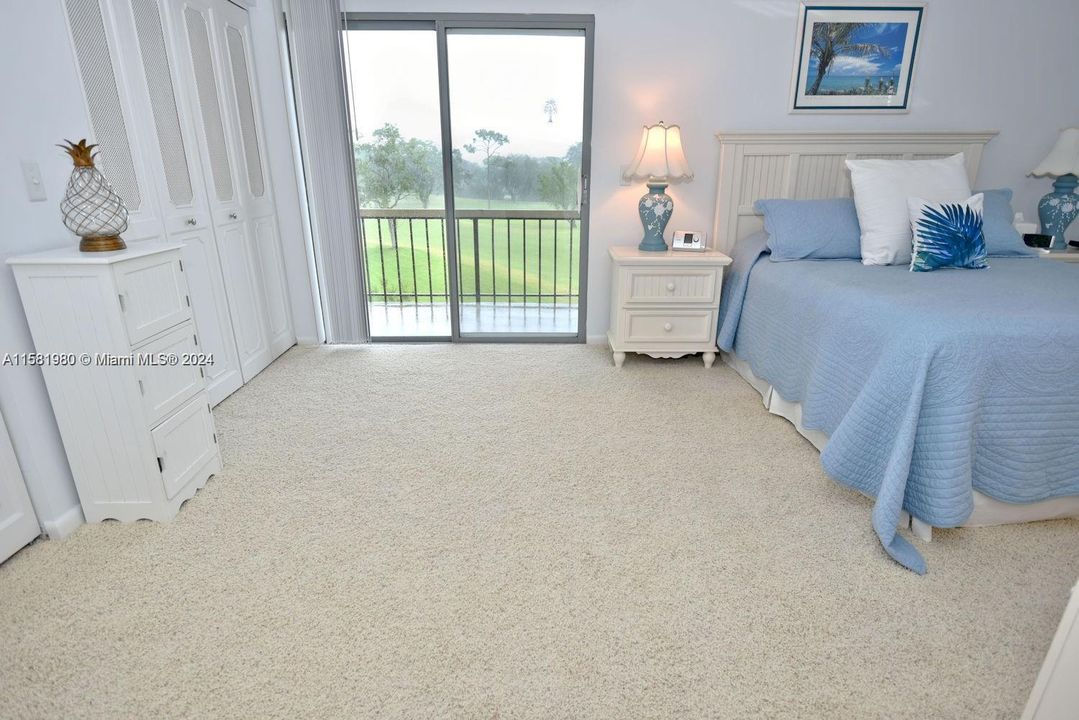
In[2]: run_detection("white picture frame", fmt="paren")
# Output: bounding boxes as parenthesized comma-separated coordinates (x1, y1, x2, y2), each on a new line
(789, 2, 926, 113)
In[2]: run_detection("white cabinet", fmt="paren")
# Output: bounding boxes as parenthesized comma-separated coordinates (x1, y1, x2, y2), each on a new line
(607, 247, 733, 368)
(8, 244, 221, 523)
(0, 411, 39, 564)
(61, 0, 294, 404)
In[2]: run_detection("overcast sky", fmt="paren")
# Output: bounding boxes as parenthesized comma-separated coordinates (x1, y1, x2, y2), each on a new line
(344, 30, 585, 160)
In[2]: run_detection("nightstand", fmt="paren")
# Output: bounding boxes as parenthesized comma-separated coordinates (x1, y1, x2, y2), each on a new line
(607, 246, 733, 368)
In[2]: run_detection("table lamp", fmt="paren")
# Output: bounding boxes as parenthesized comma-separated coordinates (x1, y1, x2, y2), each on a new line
(1031, 127, 1079, 250)
(622, 122, 693, 251)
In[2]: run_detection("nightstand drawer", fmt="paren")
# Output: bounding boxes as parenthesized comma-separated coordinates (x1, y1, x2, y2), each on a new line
(622, 309, 714, 343)
(622, 267, 719, 304)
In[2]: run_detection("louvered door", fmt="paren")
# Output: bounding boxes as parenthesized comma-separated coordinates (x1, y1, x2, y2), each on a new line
(213, 0, 295, 360)
(171, 0, 273, 382)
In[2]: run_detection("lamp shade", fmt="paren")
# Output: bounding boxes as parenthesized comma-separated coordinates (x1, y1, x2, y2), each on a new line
(1031, 128, 1079, 177)
(622, 122, 693, 183)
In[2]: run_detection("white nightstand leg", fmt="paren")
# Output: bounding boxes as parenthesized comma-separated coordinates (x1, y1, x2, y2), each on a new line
(613, 351, 626, 368)
(703, 351, 716, 368)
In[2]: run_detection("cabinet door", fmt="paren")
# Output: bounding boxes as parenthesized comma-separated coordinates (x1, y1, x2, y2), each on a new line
(216, 219, 272, 380)
(134, 322, 204, 426)
(175, 228, 243, 404)
(214, 0, 294, 357)
(150, 393, 218, 500)
(0, 412, 39, 564)
(114, 250, 192, 345)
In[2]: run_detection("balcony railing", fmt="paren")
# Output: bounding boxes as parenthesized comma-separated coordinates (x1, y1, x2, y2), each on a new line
(359, 208, 581, 308)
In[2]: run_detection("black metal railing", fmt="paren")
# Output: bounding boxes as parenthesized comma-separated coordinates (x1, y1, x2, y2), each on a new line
(359, 208, 580, 307)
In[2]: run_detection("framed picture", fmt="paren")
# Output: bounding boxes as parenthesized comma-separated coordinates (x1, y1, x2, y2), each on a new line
(789, 3, 925, 113)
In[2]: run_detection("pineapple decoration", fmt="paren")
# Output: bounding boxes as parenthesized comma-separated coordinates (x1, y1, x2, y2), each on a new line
(58, 139, 129, 252)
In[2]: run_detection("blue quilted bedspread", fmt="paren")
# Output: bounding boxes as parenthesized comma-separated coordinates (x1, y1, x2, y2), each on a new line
(718, 233, 1079, 573)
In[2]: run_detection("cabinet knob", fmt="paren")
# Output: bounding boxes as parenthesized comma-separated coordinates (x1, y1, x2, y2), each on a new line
(663, 322, 673, 332)
(185, 218, 197, 226)
(666, 282, 676, 291)
(228, 212, 238, 220)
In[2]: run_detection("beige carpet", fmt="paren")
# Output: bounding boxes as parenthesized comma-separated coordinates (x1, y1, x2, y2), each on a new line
(2, 344, 1077, 719)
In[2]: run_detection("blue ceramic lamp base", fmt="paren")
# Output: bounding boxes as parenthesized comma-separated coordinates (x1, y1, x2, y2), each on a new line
(1039, 173, 1079, 252)
(638, 182, 674, 252)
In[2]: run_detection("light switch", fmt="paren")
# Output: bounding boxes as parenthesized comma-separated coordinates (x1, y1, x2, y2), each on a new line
(21, 160, 47, 202)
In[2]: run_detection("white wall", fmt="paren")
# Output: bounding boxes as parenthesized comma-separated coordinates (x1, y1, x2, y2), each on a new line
(339, 0, 1079, 339)
(0, 1, 90, 533)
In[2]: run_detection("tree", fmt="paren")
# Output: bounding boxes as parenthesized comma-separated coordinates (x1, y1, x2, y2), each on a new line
(500, 154, 540, 202)
(355, 124, 412, 209)
(543, 98, 558, 123)
(404, 138, 441, 208)
(464, 128, 509, 209)
(538, 160, 578, 211)
(808, 24, 891, 96)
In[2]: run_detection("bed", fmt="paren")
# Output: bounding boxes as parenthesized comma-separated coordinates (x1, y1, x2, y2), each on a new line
(711, 132, 1079, 573)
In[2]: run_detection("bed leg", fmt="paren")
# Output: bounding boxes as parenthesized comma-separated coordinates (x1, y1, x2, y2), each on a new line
(911, 516, 933, 543)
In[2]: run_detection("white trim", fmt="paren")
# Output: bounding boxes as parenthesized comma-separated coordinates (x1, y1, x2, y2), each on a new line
(711, 131, 997, 253)
(40, 504, 85, 540)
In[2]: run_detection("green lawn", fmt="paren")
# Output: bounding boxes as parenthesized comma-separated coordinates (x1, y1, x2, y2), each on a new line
(361, 199, 581, 305)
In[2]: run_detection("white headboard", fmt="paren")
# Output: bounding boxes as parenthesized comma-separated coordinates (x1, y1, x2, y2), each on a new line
(711, 131, 998, 252)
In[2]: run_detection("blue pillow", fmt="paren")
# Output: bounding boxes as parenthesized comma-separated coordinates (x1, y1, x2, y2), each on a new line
(754, 198, 862, 261)
(976, 188, 1036, 256)
(909, 195, 988, 272)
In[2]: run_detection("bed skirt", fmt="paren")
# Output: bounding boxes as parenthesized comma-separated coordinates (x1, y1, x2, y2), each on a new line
(722, 351, 1079, 529)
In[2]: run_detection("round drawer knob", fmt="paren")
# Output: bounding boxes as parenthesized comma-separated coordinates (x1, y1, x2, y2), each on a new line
(663, 322, 673, 332)
(666, 282, 676, 291)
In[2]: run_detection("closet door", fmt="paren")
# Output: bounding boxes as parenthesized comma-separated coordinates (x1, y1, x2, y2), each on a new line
(0, 411, 39, 563)
(121, 0, 243, 405)
(214, 0, 295, 360)
(62, 0, 163, 242)
(172, 0, 272, 382)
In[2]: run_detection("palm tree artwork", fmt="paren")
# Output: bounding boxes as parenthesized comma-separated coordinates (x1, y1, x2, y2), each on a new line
(808, 23, 892, 96)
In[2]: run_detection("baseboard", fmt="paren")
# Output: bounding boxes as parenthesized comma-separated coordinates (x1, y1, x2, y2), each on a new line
(586, 334, 607, 345)
(296, 335, 321, 346)
(40, 504, 84, 540)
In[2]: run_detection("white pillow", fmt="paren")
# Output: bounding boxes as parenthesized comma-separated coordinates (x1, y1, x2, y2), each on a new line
(846, 153, 972, 266)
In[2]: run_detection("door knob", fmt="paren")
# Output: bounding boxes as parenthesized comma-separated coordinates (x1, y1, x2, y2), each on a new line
(228, 212, 238, 220)
(185, 218, 197, 226)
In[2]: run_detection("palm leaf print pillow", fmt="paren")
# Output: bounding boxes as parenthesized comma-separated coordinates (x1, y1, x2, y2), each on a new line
(907, 193, 988, 272)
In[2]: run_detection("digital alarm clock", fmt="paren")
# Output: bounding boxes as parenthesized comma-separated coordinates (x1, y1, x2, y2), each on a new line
(671, 230, 706, 251)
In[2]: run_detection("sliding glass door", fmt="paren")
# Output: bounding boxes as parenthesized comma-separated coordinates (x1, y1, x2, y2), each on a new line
(343, 15, 593, 341)
(343, 25, 450, 338)
(447, 29, 586, 338)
